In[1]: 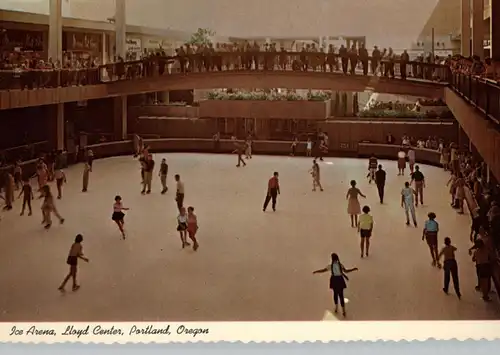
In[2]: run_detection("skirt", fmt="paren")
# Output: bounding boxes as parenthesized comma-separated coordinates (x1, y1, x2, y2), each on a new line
(329, 275, 347, 290)
(112, 211, 125, 221)
(398, 158, 406, 169)
(177, 222, 187, 231)
(66, 255, 78, 266)
(440, 154, 449, 165)
(425, 231, 438, 247)
(347, 198, 361, 215)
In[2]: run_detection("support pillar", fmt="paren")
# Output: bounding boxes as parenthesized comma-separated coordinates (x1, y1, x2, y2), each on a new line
(48, 104, 65, 151)
(161, 91, 170, 104)
(102, 33, 108, 64)
(113, 96, 128, 141)
(491, 0, 500, 60)
(345, 93, 354, 117)
(461, 0, 472, 56)
(48, 0, 62, 62)
(115, 0, 127, 59)
(472, 0, 484, 58)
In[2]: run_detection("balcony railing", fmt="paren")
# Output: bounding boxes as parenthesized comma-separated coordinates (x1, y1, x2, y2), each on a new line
(0, 52, 451, 92)
(450, 73, 500, 125)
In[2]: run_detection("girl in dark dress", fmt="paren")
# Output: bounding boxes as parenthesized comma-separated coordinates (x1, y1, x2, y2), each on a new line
(313, 253, 358, 317)
(58, 234, 89, 292)
(112, 195, 129, 239)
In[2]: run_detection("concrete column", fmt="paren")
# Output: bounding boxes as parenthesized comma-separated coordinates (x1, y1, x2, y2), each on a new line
(113, 96, 128, 141)
(115, 0, 127, 59)
(161, 91, 170, 104)
(491, 0, 500, 60)
(472, 0, 485, 58)
(56, 104, 64, 150)
(48, 0, 63, 62)
(461, 0, 471, 56)
(345, 93, 354, 116)
(102, 33, 108, 64)
(48, 104, 65, 150)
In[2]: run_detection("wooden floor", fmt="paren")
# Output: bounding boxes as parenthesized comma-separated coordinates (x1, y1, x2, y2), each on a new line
(0, 153, 499, 322)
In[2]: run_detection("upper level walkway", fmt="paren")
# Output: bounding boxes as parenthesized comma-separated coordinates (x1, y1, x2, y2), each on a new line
(445, 73, 500, 180)
(0, 52, 449, 110)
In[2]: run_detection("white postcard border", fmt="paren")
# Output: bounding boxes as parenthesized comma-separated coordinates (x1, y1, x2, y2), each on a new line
(0, 321, 499, 343)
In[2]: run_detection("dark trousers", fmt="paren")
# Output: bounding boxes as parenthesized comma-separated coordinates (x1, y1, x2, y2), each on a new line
(333, 288, 345, 307)
(263, 188, 278, 211)
(176, 193, 184, 211)
(21, 198, 32, 214)
(376, 183, 385, 203)
(349, 58, 357, 74)
(400, 62, 407, 79)
(443, 259, 460, 295)
(361, 59, 368, 75)
(237, 154, 246, 166)
(341, 58, 348, 74)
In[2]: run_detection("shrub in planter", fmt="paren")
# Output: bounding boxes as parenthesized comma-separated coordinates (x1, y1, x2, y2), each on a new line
(307, 92, 331, 101)
(206, 90, 333, 101)
(358, 109, 426, 118)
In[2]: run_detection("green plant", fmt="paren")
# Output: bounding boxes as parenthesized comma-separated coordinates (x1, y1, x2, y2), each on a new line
(358, 109, 427, 118)
(187, 28, 216, 46)
(307, 91, 331, 101)
(206, 90, 331, 102)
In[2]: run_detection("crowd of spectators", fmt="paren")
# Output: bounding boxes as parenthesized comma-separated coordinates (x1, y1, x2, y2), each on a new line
(0, 41, 455, 91)
(449, 54, 500, 83)
(386, 131, 499, 256)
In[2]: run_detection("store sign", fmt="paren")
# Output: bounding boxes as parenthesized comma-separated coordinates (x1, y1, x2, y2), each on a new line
(126, 38, 142, 53)
(145, 38, 163, 49)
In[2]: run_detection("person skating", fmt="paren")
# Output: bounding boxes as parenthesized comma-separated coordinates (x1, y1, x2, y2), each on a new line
(422, 212, 441, 267)
(401, 182, 417, 227)
(263, 172, 280, 212)
(358, 206, 373, 258)
(375, 165, 386, 204)
(159, 158, 168, 194)
(313, 253, 358, 317)
(437, 237, 461, 299)
(58, 234, 89, 292)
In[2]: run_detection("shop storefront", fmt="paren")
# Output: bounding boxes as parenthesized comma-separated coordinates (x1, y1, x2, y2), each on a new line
(63, 31, 103, 62)
(1, 27, 46, 60)
(142, 38, 181, 56)
(126, 38, 142, 61)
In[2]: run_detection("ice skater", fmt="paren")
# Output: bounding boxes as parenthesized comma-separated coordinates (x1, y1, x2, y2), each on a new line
(366, 154, 377, 183)
(159, 158, 169, 194)
(437, 237, 461, 299)
(358, 205, 373, 258)
(313, 253, 358, 317)
(422, 212, 441, 267)
(112, 195, 129, 239)
(401, 182, 417, 227)
(58, 234, 89, 292)
(187, 206, 199, 251)
(18, 178, 34, 216)
(346, 180, 366, 228)
(263, 172, 280, 212)
(41, 185, 65, 229)
(309, 159, 323, 191)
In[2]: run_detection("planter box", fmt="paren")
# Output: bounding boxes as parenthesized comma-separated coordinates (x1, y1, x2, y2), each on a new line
(129, 105, 200, 118)
(199, 99, 331, 120)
